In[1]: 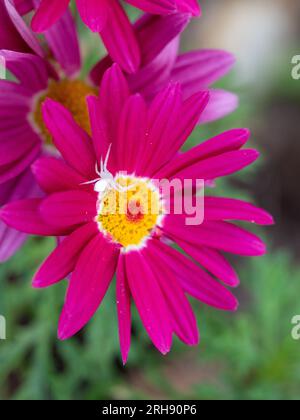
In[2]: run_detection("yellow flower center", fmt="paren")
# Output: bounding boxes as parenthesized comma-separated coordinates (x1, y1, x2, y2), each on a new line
(32, 79, 97, 144)
(97, 176, 164, 250)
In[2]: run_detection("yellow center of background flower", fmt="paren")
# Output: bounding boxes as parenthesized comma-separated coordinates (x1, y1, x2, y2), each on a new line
(33, 79, 97, 144)
(98, 176, 163, 249)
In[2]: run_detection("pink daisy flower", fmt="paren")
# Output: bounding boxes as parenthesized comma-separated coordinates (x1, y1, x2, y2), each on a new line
(0, 4, 237, 262)
(29, 0, 201, 73)
(0, 64, 273, 362)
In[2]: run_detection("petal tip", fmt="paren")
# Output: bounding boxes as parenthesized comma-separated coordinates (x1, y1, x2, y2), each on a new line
(121, 353, 129, 366)
(57, 323, 71, 341)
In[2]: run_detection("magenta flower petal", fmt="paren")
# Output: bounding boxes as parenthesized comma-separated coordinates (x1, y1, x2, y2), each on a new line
(43, 9, 81, 76)
(0, 81, 38, 168)
(0, 198, 68, 236)
(2, 0, 81, 75)
(4, 0, 44, 55)
(39, 190, 97, 229)
(0, 77, 40, 177)
(116, 255, 132, 365)
(90, 13, 237, 123)
(135, 13, 190, 67)
(168, 49, 238, 122)
(0, 78, 33, 132)
(116, 94, 147, 174)
(89, 56, 112, 88)
(125, 251, 173, 354)
(0, 79, 32, 98)
(0, 220, 27, 262)
(136, 83, 183, 175)
(175, 0, 201, 16)
(0, 178, 15, 206)
(204, 197, 275, 226)
(99, 64, 130, 133)
(171, 49, 236, 98)
(126, 0, 176, 14)
(151, 239, 238, 311)
(199, 89, 239, 124)
(147, 241, 199, 346)
(143, 90, 210, 176)
(42, 99, 96, 178)
(156, 128, 250, 179)
(13, 0, 34, 15)
(159, 274, 199, 346)
(33, 222, 99, 288)
(198, 222, 267, 256)
(100, 1, 141, 74)
(75, 0, 108, 33)
(32, 157, 87, 194)
(164, 219, 267, 257)
(31, 0, 70, 32)
(159, 91, 209, 159)
(0, 115, 28, 134)
(0, 144, 41, 184)
(127, 39, 180, 99)
(0, 121, 39, 167)
(30, 0, 143, 72)
(0, 168, 39, 262)
(174, 244, 240, 287)
(0, 50, 51, 93)
(90, 13, 190, 86)
(86, 96, 111, 165)
(98, 64, 130, 161)
(161, 149, 259, 182)
(58, 234, 119, 340)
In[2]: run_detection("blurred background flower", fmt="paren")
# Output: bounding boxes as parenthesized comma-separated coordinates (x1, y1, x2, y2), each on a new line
(0, 0, 299, 400)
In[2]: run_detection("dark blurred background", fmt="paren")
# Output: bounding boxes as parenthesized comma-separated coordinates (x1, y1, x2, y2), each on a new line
(0, 0, 300, 400)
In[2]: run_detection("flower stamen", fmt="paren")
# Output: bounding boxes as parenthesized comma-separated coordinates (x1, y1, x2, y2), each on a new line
(97, 176, 164, 250)
(32, 79, 97, 144)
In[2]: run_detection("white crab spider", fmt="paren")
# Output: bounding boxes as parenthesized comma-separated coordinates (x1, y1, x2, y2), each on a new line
(82, 144, 136, 196)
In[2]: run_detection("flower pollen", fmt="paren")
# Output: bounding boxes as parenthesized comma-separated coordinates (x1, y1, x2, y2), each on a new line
(97, 176, 164, 250)
(33, 79, 97, 144)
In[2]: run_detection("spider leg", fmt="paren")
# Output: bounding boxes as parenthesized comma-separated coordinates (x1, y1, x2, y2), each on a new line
(104, 144, 112, 171)
(113, 182, 138, 193)
(118, 184, 137, 192)
(80, 178, 100, 186)
(112, 182, 124, 193)
(95, 162, 101, 177)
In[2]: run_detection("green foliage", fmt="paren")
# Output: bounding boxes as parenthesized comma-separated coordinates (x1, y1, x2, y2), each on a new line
(0, 238, 300, 400)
